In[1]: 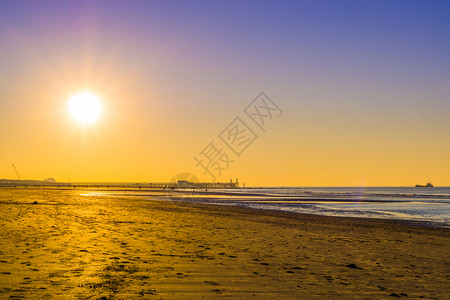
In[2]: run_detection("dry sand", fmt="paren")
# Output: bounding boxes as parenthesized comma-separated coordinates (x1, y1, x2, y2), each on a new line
(0, 187, 449, 299)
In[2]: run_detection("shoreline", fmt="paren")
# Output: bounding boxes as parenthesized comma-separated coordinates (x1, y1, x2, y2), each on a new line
(1, 186, 449, 228)
(175, 200, 449, 229)
(164, 198, 450, 231)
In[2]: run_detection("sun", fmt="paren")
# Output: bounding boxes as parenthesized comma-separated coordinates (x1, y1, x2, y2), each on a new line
(67, 91, 102, 125)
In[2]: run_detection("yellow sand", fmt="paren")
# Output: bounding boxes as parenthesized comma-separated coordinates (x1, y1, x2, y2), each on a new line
(0, 188, 449, 299)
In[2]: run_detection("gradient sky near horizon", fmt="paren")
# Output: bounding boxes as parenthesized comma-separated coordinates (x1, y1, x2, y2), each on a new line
(1, 0, 450, 186)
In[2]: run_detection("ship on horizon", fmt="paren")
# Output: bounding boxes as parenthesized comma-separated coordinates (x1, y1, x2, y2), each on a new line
(415, 182, 434, 188)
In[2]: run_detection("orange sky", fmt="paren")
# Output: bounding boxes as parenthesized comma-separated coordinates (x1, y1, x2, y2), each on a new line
(1, 1, 450, 186)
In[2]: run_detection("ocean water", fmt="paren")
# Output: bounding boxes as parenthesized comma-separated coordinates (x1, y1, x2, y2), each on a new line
(162, 187, 450, 227)
(81, 186, 450, 228)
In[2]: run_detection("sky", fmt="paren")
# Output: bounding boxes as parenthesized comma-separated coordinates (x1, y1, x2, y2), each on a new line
(1, 0, 450, 186)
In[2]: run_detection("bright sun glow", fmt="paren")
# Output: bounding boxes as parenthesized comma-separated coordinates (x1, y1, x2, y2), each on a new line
(67, 91, 102, 124)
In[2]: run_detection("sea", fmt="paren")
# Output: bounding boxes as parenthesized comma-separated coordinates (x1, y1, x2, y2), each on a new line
(88, 186, 450, 228)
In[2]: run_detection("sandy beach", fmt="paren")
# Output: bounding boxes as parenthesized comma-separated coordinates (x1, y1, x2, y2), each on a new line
(0, 187, 449, 299)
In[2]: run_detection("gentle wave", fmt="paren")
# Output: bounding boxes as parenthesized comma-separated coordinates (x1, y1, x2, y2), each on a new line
(181, 187, 450, 227)
(82, 187, 450, 227)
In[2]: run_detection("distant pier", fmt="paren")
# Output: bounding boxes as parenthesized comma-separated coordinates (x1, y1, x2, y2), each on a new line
(0, 179, 239, 189)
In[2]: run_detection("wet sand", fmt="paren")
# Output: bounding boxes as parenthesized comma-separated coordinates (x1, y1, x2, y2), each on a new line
(0, 187, 449, 299)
